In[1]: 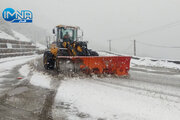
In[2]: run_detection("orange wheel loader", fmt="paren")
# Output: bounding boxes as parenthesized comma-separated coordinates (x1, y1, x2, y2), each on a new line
(43, 25, 131, 76)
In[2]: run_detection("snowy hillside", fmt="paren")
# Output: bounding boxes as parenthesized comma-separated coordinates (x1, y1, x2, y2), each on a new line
(0, 28, 46, 58)
(0, 29, 46, 50)
(0, 29, 31, 42)
(0, 30, 15, 40)
(12, 30, 31, 42)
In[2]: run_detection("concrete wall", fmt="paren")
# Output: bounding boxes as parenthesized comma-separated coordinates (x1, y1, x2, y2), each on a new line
(0, 38, 38, 58)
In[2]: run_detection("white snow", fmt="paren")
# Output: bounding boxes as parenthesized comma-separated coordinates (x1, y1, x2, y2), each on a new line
(55, 78, 180, 120)
(0, 55, 38, 72)
(0, 71, 9, 77)
(6, 43, 12, 48)
(98, 51, 180, 70)
(98, 51, 116, 56)
(0, 30, 31, 42)
(0, 52, 35, 56)
(30, 72, 51, 89)
(0, 55, 39, 85)
(131, 57, 180, 70)
(19, 64, 31, 77)
(35, 43, 46, 50)
(0, 30, 15, 40)
(0, 55, 39, 91)
(0, 55, 33, 63)
(12, 30, 31, 42)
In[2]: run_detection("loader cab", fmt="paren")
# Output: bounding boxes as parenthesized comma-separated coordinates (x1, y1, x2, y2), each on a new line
(53, 25, 81, 45)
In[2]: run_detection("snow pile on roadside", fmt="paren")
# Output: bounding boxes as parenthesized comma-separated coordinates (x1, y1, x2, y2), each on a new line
(30, 72, 51, 89)
(0, 30, 15, 40)
(98, 51, 180, 70)
(55, 78, 180, 120)
(131, 58, 180, 70)
(0, 55, 34, 63)
(98, 51, 116, 56)
(0, 55, 38, 83)
(0, 55, 38, 71)
(19, 64, 31, 77)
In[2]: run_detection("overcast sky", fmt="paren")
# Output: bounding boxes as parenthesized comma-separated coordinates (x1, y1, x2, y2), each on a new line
(1, 0, 180, 60)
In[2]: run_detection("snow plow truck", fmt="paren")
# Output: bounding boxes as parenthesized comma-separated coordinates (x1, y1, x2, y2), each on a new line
(43, 25, 131, 76)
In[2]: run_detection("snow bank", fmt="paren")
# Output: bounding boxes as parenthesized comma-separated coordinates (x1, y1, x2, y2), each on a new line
(55, 78, 180, 120)
(0, 55, 38, 72)
(0, 55, 33, 63)
(19, 64, 31, 77)
(98, 51, 117, 56)
(131, 57, 180, 70)
(0, 30, 15, 40)
(98, 51, 180, 70)
(0, 55, 38, 84)
(30, 72, 51, 89)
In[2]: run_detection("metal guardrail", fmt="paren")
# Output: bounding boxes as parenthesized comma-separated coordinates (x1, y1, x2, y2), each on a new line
(100, 50, 180, 65)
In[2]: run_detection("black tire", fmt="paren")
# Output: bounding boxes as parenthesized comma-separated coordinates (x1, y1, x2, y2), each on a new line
(43, 51, 55, 70)
(89, 50, 99, 56)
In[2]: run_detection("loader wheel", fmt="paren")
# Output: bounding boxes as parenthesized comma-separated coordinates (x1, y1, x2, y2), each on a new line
(43, 51, 55, 70)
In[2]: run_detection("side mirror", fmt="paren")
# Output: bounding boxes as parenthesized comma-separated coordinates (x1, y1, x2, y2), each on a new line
(82, 31, 84, 37)
(52, 29, 55, 34)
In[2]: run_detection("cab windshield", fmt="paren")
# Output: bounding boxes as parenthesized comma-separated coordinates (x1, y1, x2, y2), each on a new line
(61, 28, 76, 42)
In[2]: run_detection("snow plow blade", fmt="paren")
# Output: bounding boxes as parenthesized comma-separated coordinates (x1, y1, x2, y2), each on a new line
(56, 56, 131, 76)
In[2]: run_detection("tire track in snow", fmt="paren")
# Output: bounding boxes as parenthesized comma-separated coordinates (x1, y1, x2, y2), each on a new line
(91, 78, 180, 103)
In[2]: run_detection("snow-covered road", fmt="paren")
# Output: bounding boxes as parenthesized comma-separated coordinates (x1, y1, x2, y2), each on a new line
(0, 53, 180, 120)
(0, 55, 56, 120)
(0, 55, 38, 95)
(53, 70, 180, 120)
(51, 52, 180, 120)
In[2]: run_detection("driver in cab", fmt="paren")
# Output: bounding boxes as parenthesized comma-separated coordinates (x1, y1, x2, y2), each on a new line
(62, 32, 73, 48)
(63, 32, 71, 42)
